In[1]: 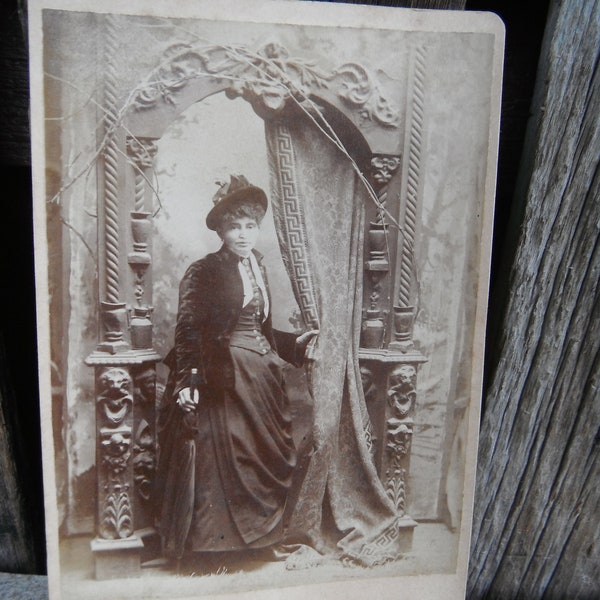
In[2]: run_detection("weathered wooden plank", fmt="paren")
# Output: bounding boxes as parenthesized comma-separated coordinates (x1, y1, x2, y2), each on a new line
(0, 0, 30, 166)
(0, 163, 45, 576)
(314, 0, 467, 9)
(468, 1, 600, 598)
(0, 336, 37, 573)
(476, 0, 551, 388)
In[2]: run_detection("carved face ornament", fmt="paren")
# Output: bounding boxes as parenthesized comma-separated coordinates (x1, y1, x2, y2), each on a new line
(102, 432, 131, 457)
(390, 364, 416, 387)
(98, 368, 133, 425)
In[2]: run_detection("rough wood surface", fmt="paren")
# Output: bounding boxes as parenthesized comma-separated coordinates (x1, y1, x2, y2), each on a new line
(0, 1, 29, 166)
(0, 163, 45, 576)
(318, 0, 466, 8)
(0, 336, 36, 573)
(468, 1, 600, 598)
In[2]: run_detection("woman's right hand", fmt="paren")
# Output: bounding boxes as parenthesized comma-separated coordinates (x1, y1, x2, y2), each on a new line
(176, 387, 199, 412)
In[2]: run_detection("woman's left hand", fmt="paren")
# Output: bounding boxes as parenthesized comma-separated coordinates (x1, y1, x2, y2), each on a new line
(177, 387, 198, 413)
(296, 329, 319, 361)
(297, 329, 319, 346)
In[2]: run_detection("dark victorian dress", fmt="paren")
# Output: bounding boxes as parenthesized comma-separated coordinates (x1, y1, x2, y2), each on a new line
(156, 246, 301, 559)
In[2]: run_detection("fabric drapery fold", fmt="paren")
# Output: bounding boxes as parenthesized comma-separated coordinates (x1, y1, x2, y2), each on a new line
(265, 117, 403, 565)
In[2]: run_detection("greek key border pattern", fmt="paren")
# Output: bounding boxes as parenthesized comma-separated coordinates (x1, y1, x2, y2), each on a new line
(269, 122, 320, 329)
(344, 518, 402, 565)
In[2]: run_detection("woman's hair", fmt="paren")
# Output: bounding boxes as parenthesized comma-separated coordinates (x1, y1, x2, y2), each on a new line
(217, 200, 266, 231)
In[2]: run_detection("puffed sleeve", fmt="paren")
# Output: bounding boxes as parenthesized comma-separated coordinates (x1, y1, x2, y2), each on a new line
(173, 261, 208, 396)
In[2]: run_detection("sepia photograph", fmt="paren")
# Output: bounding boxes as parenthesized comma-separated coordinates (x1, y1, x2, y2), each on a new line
(28, 0, 504, 598)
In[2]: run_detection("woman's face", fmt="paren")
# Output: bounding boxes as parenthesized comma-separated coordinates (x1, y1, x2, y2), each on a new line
(220, 217, 260, 257)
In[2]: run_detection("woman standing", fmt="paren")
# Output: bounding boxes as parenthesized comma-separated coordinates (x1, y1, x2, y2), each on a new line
(156, 175, 316, 565)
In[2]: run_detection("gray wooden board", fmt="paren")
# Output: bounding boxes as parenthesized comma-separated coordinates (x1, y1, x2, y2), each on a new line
(0, 339, 36, 573)
(468, 1, 600, 598)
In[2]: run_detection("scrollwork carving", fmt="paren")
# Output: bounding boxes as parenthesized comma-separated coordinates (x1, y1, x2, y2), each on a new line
(371, 155, 401, 185)
(385, 423, 412, 516)
(133, 42, 400, 127)
(387, 364, 417, 418)
(334, 63, 400, 128)
(368, 154, 401, 229)
(386, 421, 413, 458)
(385, 467, 407, 516)
(134, 42, 329, 113)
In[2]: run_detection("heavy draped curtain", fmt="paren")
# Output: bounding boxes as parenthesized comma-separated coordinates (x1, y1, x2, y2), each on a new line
(265, 116, 402, 565)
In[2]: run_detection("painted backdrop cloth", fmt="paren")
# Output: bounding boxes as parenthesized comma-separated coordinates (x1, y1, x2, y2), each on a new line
(266, 117, 401, 565)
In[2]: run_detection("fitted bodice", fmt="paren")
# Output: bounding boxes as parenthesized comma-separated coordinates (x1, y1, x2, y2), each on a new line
(229, 261, 271, 355)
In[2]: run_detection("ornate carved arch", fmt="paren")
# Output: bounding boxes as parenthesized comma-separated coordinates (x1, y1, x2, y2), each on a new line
(124, 42, 403, 151)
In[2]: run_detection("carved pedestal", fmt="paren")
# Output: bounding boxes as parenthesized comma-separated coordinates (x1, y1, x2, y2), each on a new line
(358, 145, 427, 552)
(91, 536, 145, 580)
(85, 81, 162, 578)
(360, 348, 427, 551)
(85, 352, 161, 579)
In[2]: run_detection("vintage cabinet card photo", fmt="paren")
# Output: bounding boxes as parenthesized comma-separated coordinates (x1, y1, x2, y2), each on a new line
(28, 0, 504, 598)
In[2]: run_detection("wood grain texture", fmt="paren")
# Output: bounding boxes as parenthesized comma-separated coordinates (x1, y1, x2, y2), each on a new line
(0, 164, 45, 575)
(0, 1, 29, 166)
(468, 1, 600, 598)
(472, 0, 551, 392)
(0, 336, 37, 573)
(317, 0, 466, 8)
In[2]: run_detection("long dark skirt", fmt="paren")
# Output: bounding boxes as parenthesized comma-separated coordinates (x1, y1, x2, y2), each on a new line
(157, 347, 296, 558)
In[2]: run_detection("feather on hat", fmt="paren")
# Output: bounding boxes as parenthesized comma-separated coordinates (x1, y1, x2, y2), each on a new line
(206, 175, 267, 231)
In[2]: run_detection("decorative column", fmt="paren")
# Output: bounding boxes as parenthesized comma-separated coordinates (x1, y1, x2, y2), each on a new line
(85, 17, 161, 579)
(361, 155, 401, 349)
(391, 44, 429, 351)
(359, 153, 420, 554)
(90, 367, 141, 578)
(359, 351, 425, 553)
(359, 45, 430, 554)
(126, 136, 158, 355)
(125, 135, 162, 558)
(96, 14, 128, 356)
